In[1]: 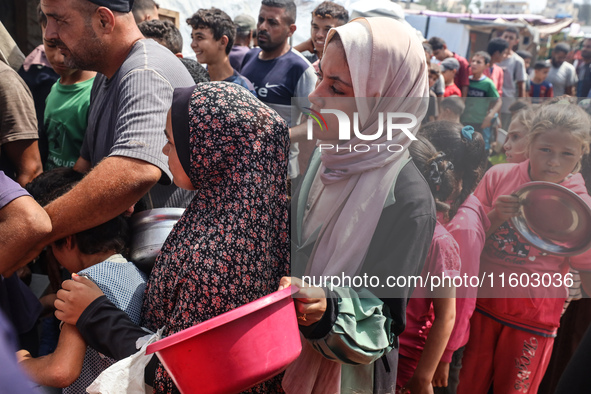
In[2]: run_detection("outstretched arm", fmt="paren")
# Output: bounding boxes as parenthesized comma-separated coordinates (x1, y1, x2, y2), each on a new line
(18, 323, 87, 388)
(0, 194, 51, 276)
(13, 156, 162, 269)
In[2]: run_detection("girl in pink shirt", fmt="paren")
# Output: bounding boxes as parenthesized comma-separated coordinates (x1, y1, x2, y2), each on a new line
(420, 121, 490, 394)
(458, 103, 591, 394)
(397, 136, 461, 394)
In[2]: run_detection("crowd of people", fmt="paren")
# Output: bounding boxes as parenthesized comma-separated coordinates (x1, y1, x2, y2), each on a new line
(2, 0, 591, 393)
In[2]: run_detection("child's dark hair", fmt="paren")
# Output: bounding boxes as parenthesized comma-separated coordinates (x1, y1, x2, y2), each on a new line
(428, 37, 446, 51)
(508, 100, 530, 115)
(473, 51, 491, 65)
(487, 38, 509, 57)
(419, 121, 487, 219)
(179, 58, 211, 84)
(440, 96, 465, 115)
(138, 19, 183, 54)
(26, 167, 83, 206)
(26, 168, 129, 255)
(312, 1, 348, 23)
(534, 60, 550, 70)
(516, 50, 532, 60)
(187, 8, 236, 55)
(409, 136, 457, 216)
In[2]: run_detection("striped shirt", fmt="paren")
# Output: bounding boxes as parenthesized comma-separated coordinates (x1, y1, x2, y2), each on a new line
(80, 39, 195, 208)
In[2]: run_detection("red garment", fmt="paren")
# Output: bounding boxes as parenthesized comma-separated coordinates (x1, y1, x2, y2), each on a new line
(442, 195, 490, 357)
(457, 311, 554, 394)
(529, 80, 554, 99)
(473, 160, 591, 336)
(453, 52, 470, 92)
(444, 83, 462, 97)
(483, 64, 504, 97)
(397, 222, 460, 387)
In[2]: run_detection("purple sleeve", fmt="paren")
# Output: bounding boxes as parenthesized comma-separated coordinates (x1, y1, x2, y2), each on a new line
(0, 171, 29, 209)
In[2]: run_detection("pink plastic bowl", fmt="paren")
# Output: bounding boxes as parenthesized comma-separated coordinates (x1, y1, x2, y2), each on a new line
(145, 287, 301, 394)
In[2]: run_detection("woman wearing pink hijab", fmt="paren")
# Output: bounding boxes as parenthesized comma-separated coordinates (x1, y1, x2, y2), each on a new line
(281, 17, 435, 393)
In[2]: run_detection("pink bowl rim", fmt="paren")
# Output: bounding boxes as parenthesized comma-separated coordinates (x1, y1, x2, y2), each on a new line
(146, 286, 295, 355)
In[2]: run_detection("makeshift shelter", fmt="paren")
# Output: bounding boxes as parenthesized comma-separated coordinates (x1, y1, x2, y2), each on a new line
(404, 10, 574, 61)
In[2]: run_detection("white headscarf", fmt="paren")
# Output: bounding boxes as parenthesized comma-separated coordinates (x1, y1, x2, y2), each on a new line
(308, 17, 429, 278)
(284, 17, 429, 393)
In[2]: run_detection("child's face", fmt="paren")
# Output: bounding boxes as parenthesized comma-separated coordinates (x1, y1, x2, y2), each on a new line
(491, 48, 510, 64)
(428, 73, 438, 87)
(424, 50, 432, 66)
(163, 110, 195, 190)
(528, 129, 583, 183)
(442, 69, 455, 84)
(470, 55, 487, 74)
(44, 36, 75, 78)
(191, 27, 225, 65)
(524, 58, 531, 69)
(534, 67, 550, 80)
(310, 15, 342, 55)
(50, 238, 83, 273)
(504, 120, 529, 163)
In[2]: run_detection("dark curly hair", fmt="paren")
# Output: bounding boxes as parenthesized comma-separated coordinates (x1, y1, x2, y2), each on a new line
(26, 168, 129, 255)
(312, 1, 348, 23)
(419, 121, 487, 219)
(138, 19, 183, 54)
(409, 135, 457, 216)
(187, 8, 236, 55)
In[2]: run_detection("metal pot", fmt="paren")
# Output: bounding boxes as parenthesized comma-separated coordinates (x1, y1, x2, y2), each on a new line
(130, 208, 185, 274)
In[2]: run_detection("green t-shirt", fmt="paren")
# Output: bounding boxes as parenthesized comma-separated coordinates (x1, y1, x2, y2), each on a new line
(461, 75, 499, 127)
(44, 77, 94, 169)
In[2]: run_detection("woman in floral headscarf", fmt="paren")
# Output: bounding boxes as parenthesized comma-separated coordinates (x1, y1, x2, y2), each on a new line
(140, 82, 291, 392)
(54, 82, 290, 394)
(281, 17, 435, 393)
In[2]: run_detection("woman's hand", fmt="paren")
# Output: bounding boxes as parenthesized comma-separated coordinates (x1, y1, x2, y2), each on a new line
(278, 277, 327, 327)
(432, 361, 449, 387)
(54, 274, 104, 325)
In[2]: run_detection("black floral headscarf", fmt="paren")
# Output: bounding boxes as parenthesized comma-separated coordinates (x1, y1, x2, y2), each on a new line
(141, 82, 290, 393)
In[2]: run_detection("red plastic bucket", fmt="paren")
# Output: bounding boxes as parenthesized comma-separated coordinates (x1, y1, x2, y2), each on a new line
(146, 287, 302, 394)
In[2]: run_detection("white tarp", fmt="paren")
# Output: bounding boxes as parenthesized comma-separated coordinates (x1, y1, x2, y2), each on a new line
(405, 15, 471, 58)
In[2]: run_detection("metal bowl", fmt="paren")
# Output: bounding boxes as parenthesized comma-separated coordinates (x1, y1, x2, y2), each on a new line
(130, 208, 185, 274)
(511, 181, 591, 256)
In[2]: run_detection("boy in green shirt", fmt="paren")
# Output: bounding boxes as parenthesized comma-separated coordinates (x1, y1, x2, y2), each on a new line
(41, 11, 95, 170)
(461, 51, 502, 132)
